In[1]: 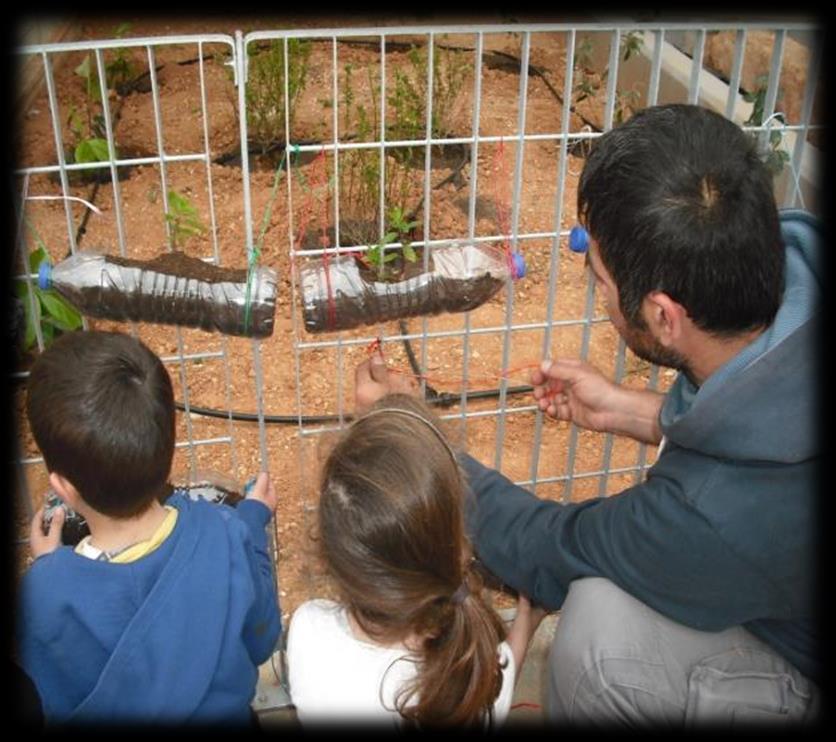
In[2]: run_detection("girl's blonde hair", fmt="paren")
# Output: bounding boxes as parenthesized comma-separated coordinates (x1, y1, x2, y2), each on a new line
(318, 394, 506, 727)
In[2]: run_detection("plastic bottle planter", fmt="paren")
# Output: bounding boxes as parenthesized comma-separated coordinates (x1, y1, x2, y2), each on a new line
(300, 241, 526, 333)
(39, 250, 278, 339)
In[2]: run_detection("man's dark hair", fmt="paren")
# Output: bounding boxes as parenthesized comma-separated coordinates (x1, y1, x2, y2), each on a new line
(578, 104, 785, 335)
(26, 330, 175, 518)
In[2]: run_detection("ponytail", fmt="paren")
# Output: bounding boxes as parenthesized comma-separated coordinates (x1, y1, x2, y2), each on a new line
(394, 567, 507, 728)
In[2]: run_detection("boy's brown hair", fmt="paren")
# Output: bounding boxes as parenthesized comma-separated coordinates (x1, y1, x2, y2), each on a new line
(26, 330, 175, 518)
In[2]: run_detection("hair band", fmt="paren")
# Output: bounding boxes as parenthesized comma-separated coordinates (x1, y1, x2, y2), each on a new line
(450, 581, 470, 605)
(354, 407, 458, 465)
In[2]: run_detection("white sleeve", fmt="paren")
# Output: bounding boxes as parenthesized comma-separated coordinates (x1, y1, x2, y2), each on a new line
(491, 641, 516, 725)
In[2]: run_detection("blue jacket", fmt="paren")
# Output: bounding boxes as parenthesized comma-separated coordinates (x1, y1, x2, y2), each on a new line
(17, 494, 281, 725)
(464, 210, 822, 682)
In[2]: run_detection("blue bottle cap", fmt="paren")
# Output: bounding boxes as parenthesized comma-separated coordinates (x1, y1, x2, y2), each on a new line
(38, 261, 53, 290)
(511, 252, 526, 280)
(569, 225, 590, 253)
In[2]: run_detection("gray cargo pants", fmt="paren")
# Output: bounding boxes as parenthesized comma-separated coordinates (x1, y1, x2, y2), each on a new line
(547, 577, 819, 727)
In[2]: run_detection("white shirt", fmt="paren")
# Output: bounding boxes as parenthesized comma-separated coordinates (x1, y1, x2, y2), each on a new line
(287, 598, 516, 728)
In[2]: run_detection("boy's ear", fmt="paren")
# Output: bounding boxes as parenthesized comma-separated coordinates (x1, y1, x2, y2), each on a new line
(641, 291, 688, 347)
(49, 472, 81, 510)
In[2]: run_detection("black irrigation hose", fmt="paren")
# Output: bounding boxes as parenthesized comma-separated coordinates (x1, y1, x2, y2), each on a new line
(175, 383, 534, 425)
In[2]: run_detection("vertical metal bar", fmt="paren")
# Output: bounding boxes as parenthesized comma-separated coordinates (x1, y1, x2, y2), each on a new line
(785, 32, 821, 209)
(147, 43, 198, 479)
(92, 48, 128, 256)
(603, 29, 620, 130)
(762, 29, 786, 125)
(597, 28, 629, 494)
(493, 30, 530, 470)
(328, 37, 347, 425)
(598, 336, 626, 495)
(198, 39, 240, 479)
(564, 28, 616, 500)
(459, 31, 484, 442)
(419, 33, 435, 401)
(529, 29, 575, 494)
(235, 31, 270, 471)
(331, 36, 341, 250)
(378, 34, 386, 245)
(724, 30, 747, 121)
(687, 29, 706, 105)
(647, 29, 664, 107)
(41, 52, 79, 258)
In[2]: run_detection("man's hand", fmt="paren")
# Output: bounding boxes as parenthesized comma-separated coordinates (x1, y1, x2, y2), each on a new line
(531, 358, 620, 432)
(30, 505, 65, 560)
(246, 471, 278, 513)
(354, 349, 419, 416)
(532, 358, 664, 444)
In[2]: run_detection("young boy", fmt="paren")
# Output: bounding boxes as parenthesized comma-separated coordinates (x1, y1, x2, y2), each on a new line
(16, 330, 281, 726)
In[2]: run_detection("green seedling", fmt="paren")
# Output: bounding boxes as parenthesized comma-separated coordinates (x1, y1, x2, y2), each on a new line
(165, 190, 207, 249)
(365, 206, 420, 281)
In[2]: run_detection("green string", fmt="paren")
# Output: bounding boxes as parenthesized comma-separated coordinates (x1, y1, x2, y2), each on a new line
(243, 144, 298, 334)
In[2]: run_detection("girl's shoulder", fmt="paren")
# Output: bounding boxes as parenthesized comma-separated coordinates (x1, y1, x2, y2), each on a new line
(289, 599, 347, 635)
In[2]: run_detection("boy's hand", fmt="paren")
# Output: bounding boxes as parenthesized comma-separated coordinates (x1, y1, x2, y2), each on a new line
(246, 472, 277, 513)
(354, 350, 419, 416)
(30, 505, 65, 559)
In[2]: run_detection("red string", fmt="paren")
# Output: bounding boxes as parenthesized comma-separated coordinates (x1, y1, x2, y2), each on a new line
(369, 341, 544, 392)
(510, 702, 542, 711)
(492, 138, 519, 280)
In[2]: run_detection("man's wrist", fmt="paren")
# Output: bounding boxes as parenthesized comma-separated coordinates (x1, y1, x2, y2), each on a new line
(606, 387, 664, 444)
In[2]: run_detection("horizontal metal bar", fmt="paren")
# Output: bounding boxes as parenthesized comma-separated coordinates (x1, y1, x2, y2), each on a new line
(292, 229, 574, 257)
(296, 316, 610, 350)
(299, 403, 542, 437)
(515, 463, 651, 488)
(243, 22, 817, 45)
(291, 131, 602, 153)
(174, 436, 233, 448)
(17, 34, 235, 55)
(159, 351, 225, 364)
(15, 153, 207, 176)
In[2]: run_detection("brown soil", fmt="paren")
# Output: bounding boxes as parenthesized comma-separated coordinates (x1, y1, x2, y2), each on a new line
(15, 17, 811, 620)
(109, 251, 250, 283)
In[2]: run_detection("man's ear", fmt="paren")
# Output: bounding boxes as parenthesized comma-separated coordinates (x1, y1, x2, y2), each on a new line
(641, 291, 688, 347)
(49, 472, 81, 510)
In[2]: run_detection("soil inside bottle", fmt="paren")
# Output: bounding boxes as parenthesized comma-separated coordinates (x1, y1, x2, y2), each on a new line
(108, 251, 250, 283)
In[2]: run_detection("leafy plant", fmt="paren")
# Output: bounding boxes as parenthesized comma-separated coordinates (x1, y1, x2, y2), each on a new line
(15, 244, 82, 351)
(333, 42, 469, 249)
(245, 38, 312, 154)
(165, 190, 206, 249)
(743, 76, 790, 176)
(572, 32, 644, 123)
(364, 206, 420, 281)
(73, 23, 135, 103)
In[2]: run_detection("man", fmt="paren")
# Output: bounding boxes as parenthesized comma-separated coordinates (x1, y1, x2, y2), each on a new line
(355, 104, 822, 726)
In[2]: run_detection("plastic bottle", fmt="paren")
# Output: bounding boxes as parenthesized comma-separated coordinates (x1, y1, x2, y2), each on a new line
(300, 241, 526, 333)
(38, 250, 278, 338)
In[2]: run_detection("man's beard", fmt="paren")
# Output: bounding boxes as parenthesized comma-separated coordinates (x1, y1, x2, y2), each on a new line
(621, 320, 695, 384)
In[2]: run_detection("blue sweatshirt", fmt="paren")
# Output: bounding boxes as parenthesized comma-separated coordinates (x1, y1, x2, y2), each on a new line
(463, 210, 822, 682)
(17, 494, 281, 725)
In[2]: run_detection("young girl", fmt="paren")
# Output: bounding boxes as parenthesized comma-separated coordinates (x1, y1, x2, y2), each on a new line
(287, 394, 547, 728)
